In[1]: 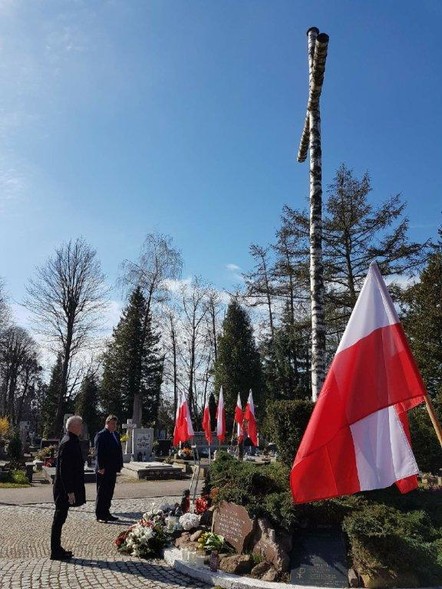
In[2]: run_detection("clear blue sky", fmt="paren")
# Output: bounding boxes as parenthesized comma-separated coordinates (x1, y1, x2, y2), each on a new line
(1, 0, 441, 324)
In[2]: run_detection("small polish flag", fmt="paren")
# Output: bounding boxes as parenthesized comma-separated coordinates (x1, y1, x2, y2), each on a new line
(202, 398, 212, 444)
(216, 387, 226, 442)
(244, 390, 258, 446)
(173, 390, 194, 447)
(234, 393, 244, 443)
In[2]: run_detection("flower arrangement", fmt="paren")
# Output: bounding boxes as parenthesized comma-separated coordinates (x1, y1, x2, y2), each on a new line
(194, 494, 210, 514)
(179, 512, 200, 531)
(115, 504, 182, 559)
(197, 531, 225, 552)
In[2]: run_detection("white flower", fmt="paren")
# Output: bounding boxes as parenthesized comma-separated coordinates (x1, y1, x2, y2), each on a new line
(179, 513, 200, 531)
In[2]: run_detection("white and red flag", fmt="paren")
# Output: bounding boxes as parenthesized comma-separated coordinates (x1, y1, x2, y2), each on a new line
(173, 390, 194, 447)
(244, 390, 258, 446)
(216, 387, 226, 442)
(202, 398, 212, 444)
(234, 393, 244, 443)
(290, 262, 426, 504)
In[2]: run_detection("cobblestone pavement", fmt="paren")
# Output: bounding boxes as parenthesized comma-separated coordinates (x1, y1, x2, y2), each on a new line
(0, 497, 211, 589)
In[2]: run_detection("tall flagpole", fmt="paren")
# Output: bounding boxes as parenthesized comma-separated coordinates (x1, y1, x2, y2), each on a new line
(297, 27, 330, 402)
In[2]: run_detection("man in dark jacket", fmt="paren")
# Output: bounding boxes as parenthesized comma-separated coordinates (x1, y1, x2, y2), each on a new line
(51, 415, 86, 560)
(94, 415, 123, 522)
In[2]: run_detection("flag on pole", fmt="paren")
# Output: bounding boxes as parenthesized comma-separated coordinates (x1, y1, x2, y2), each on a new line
(202, 398, 212, 444)
(234, 393, 244, 443)
(290, 262, 426, 504)
(216, 387, 226, 442)
(244, 390, 258, 446)
(173, 390, 194, 447)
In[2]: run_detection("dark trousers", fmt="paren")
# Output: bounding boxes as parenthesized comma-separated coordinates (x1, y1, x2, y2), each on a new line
(51, 501, 69, 553)
(95, 470, 117, 518)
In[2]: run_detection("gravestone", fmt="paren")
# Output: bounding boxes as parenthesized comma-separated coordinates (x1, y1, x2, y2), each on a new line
(133, 428, 154, 460)
(290, 528, 348, 587)
(213, 501, 254, 553)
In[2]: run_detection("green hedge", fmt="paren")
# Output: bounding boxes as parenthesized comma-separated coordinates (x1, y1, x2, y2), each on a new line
(262, 399, 313, 467)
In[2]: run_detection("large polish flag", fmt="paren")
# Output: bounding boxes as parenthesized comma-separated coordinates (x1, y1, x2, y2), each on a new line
(173, 390, 194, 446)
(290, 262, 426, 504)
(216, 387, 226, 442)
(202, 398, 212, 444)
(244, 390, 258, 446)
(234, 393, 244, 443)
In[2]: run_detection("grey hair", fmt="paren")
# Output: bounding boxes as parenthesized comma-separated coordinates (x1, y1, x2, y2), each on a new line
(66, 415, 83, 431)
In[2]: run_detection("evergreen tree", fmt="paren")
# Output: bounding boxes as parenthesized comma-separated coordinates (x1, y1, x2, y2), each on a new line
(401, 244, 442, 402)
(280, 164, 428, 328)
(213, 300, 263, 428)
(100, 287, 163, 426)
(74, 373, 101, 440)
(42, 354, 63, 438)
(260, 304, 311, 401)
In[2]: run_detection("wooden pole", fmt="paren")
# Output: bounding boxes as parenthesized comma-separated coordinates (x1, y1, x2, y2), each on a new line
(297, 27, 329, 401)
(424, 394, 442, 448)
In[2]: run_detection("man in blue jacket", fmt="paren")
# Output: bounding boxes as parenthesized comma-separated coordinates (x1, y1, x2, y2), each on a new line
(94, 415, 123, 523)
(51, 415, 86, 559)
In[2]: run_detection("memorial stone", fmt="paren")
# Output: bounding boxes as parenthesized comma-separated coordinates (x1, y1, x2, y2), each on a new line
(290, 528, 348, 587)
(213, 501, 254, 553)
(133, 428, 154, 459)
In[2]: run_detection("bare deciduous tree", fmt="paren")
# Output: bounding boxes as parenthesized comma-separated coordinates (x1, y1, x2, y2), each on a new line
(25, 238, 108, 434)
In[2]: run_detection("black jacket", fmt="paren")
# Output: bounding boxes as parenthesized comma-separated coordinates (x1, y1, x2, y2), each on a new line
(94, 428, 123, 473)
(53, 431, 86, 507)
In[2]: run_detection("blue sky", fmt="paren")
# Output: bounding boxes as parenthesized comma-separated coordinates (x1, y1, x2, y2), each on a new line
(1, 0, 441, 327)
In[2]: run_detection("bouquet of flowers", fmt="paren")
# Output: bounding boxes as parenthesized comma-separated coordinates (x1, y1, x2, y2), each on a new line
(179, 512, 200, 531)
(115, 504, 182, 559)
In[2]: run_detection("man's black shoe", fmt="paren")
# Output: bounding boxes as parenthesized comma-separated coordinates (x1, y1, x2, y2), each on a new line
(50, 549, 72, 560)
(107, 515, 119, 521)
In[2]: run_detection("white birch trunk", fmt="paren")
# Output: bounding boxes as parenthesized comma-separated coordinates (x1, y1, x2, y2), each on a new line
(297, 28, 329, 401)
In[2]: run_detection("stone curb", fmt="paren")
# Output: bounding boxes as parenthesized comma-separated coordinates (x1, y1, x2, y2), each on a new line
(164, 547, 323, 589)
(164, 548, 442, 589)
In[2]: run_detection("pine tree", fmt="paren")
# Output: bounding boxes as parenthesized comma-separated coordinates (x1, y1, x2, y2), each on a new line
(260, 304, 311, 401)
(100, 287, 163, 426)
(213, 300, 263, 428)
(42, 354, 63, 438)
(74, 373, 101, 440)
(401, 248, 442, 402)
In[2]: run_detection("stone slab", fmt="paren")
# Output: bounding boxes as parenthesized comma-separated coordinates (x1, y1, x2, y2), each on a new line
(42, 466, 96, 484)
(290, 528, 348, 587)
(121, 461, 185, 480)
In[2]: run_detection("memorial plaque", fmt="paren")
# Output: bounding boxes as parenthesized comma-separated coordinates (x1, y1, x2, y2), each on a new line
(133, 428, 154, 458)
(290, 528, 348, 587)
(213, 501, 254, 553)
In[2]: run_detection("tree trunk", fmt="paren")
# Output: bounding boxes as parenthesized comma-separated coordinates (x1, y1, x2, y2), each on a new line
(298, 27, 329, 401)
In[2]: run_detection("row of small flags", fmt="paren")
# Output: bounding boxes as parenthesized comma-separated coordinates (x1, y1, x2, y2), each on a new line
(173, 388, 258, 447)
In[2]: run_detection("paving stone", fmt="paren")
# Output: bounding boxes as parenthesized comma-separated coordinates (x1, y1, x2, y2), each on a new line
(0, 497, 211, 589)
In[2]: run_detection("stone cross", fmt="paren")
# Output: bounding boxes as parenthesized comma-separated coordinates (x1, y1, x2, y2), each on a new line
(122, 419, 137, 459)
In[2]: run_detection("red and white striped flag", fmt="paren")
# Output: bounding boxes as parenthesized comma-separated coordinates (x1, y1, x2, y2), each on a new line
(234, 393, 244, 443)
(244, 390, 258, 446)
(290, 262, 426, 504)
(173, 390, 194, 446)
(216, 387, 226, 442)
(202, 398, 212, 444)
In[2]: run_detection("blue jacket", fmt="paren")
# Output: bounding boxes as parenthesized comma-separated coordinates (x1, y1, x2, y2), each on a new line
(94, 428, 123, 473)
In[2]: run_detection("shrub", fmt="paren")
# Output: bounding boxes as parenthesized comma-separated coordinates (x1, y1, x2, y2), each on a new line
(0, 416, 10, 438)
(7, 433, 22, 465)
(262, 399, 313, 467)
(343, 502, 442, 585)
(208, 451, 297, 531)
